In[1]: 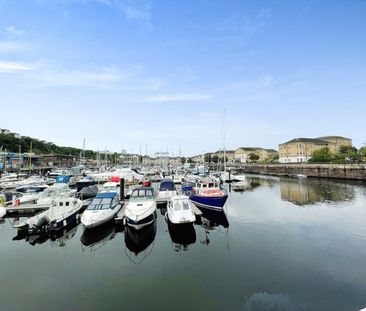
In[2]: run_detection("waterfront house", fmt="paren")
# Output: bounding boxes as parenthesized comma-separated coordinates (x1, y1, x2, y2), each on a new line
(279, 136, 352, 163)
(234, 147, 278, 163)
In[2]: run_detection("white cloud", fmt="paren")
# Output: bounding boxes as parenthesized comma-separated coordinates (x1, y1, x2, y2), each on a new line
(5, 26, 27, 36)
(35, 0, 152, 25)
(34, 65, 134, 87)
(0, 61, 34, 73)
(0, 41, 26, 54)
(145, 93, 212, 103)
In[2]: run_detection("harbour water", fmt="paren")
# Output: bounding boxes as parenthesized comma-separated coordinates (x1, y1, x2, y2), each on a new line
(1, 176, 366, 311)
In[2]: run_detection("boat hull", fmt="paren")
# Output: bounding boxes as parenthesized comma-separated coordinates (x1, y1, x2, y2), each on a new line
(190, 194, 228, 211)
(126, 211, 156, 230)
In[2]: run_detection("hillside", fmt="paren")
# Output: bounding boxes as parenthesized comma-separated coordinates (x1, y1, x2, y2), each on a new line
(0, 129, 96, 158)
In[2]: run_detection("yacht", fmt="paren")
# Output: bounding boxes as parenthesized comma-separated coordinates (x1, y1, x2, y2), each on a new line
(166, 195, 196, 224)
(125, 187, 156, 230)
(81, 192, 122, 228)
(156, 179, 177, 204)
(25, 197, 83, 234)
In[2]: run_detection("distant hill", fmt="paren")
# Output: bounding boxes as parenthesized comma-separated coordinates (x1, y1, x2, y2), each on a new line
(0, 129, 96, 158)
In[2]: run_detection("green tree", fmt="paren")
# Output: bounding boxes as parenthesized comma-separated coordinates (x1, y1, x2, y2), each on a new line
(309, 147, 333, 163)
(180, 157, 186, 164)
(359, 146, 366, 161)
(249, 153, 260, 162)
(212, 155, 219, 163)
(338, 146, 360, 162)
(266, 153, 279, 163)
(204, 154, 212, 163)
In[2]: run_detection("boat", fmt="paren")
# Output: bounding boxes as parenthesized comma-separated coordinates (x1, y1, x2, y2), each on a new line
(16, 184, 49, 193)
(166, 195, 196, 224)
(78, 184, 98, 200)
(296, 174, 307, 179)
(156, 179, 177, 204)
(25, 197, 83, 234)
(75, 176, 96, 192)
(125, 187, 156, 230)
(36, 183, 75, 205)
(0, 206, 5, 218)
(190, 178, 228, 210)
(81, 192, 122, 228)
(142, 177, 152, 187)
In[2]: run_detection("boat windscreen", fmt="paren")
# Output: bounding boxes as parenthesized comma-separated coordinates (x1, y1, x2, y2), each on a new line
(131, 189, 154, 200)
(87, 198, 112, 210)
(160, 182, 175, 191)
(182, 201, 190, 210)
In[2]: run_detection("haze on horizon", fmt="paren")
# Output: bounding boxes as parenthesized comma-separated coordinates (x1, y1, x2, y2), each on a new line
(0, 0, 365, 156)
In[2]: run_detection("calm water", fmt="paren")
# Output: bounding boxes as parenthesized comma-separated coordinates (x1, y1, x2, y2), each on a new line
(1, 176, 366, 311)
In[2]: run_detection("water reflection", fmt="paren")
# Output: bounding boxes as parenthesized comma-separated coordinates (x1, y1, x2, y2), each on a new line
(244, 292, 303, 311)
(13, 220, 79, 247)
(232, 176, 277, 193)
(80, 221, 117, 252)
(280, 178, 355, 206)
(124, 219, 157, 264)
(195, 208, 229, 246)
(167, 222, 196, 252)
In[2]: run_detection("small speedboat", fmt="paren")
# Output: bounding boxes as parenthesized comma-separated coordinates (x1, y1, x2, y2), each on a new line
(125, 187, 156, 230)
(25, 197, 83, 234)
(156, 179, 177, 204)
(296, 174, 307, 179)
(166, 195, 196, 224)
(81, 192, 122, 228)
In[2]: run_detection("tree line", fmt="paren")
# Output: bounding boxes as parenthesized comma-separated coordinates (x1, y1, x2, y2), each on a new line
(0, 130, 96, 158)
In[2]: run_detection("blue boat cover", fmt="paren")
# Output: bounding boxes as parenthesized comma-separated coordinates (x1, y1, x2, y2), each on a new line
(56, 175, 71, 183)
(96, 192, 117, 199)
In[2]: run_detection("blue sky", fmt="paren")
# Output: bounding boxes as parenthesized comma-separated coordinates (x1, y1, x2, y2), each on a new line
(0, 0, 365, 156)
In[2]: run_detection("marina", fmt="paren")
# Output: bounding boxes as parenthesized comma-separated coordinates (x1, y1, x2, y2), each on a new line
(1, 174, 366, 310)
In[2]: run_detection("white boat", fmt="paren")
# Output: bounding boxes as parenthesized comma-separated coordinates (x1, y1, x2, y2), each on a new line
(81, 192, 122, 228)
(26, 197, 83, 233)
(166, 195, 196, 224)
(296, 174, 307, 179)
(156, 179, 177, 204)
(171, 173, 184, 185)
(125, 187, 156, 230)
(0, 206, 6, 218)
(37, 183, 75, 205)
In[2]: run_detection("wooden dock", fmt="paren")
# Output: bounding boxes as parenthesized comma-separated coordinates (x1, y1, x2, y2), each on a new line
(5, 204, 49, 215)
(115, 205, 126, 224)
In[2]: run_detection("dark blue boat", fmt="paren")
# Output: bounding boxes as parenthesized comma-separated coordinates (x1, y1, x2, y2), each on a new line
(189, 178, 228, 211)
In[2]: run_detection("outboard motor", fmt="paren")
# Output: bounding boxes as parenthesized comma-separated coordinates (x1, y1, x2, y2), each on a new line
(35, 216, 50, 232)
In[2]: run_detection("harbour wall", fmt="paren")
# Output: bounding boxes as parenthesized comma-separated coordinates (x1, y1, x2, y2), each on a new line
(235, 164, 366, 181)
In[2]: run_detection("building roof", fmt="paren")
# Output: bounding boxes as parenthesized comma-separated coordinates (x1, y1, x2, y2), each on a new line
(236, 147, 261, 152)
(282, 138, 328, 145)
(317, 136, 351, 140)
(263, 149, 278, 153)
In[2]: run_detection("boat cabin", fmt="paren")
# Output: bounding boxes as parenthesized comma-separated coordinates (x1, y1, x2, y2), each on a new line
(87, 192, 119, 210)
(130, 187, 154, 201)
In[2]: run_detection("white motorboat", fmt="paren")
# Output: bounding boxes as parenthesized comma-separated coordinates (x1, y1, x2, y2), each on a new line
(81, 192, 122, 228)
(166, 195, 196, 224)
(125, 187, 156, 230)
(156, 179, 177, 204)
(296, 174, 307, 179)
(26, 197, 83, 233)
(0, 206, 6, 219)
